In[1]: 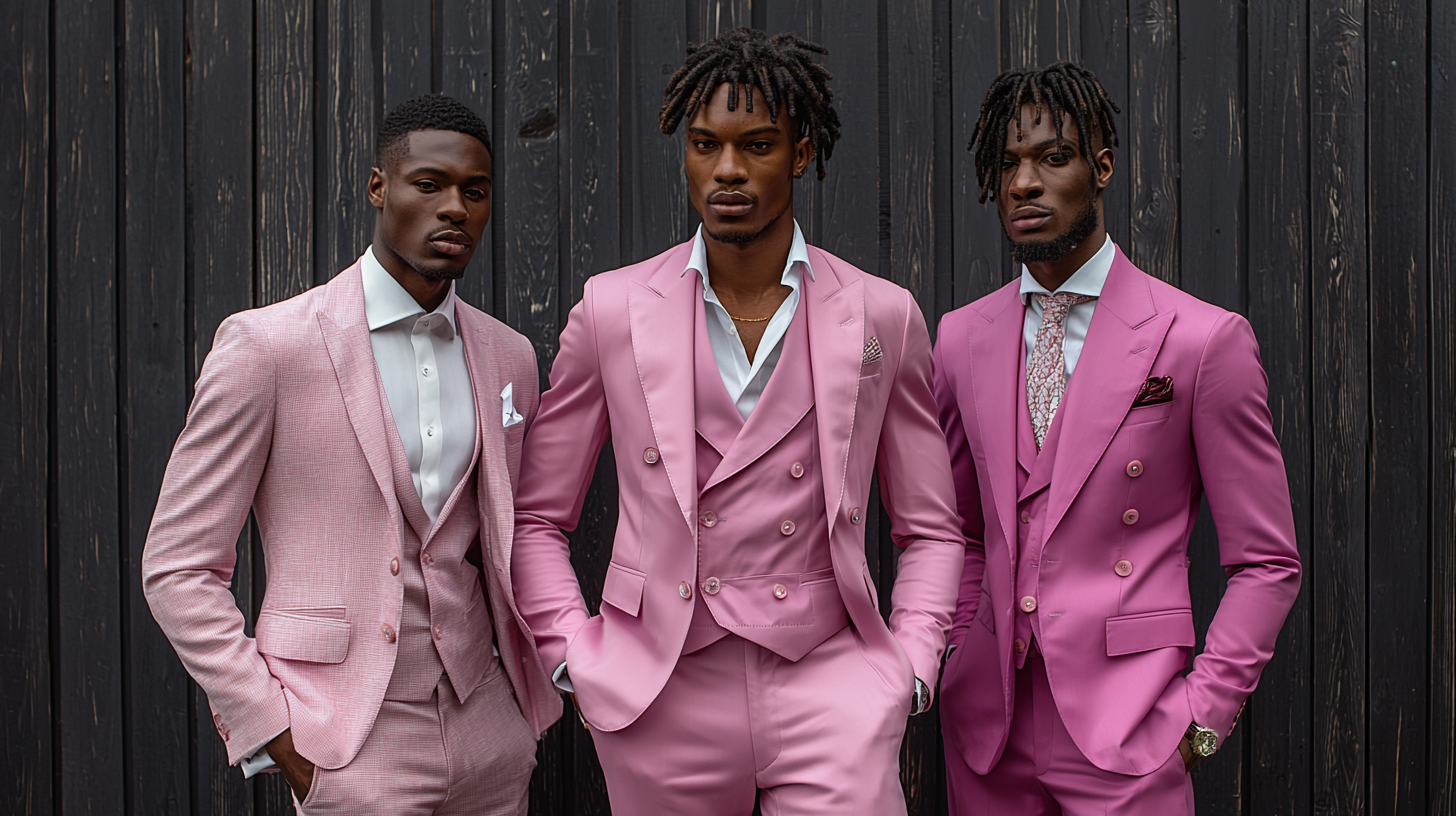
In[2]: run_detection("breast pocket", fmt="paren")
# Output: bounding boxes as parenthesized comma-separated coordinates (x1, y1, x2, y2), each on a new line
(1123, 401, 1174, 426)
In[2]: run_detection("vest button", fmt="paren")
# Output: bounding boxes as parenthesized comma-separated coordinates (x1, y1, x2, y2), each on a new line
(423, 552, 435, 566)
(1126, 459, 1144, 477)
(390, 557, 400, 576)
(643, 446, 660, 465)
(1020, 510, 1031, 524)
(679, 581, 693, 600)
(780, 519, 796, 535)
(381, 624, 397, 643)
(849, 507, 863, 524)
(1014, 638, 1027, 654)
(1122, 509, 1140, 525)
(698, 510, 718, 528)
(1020, 596, 1037, 613)
(773, 583, 788, 600)
(1114, 559, 1133, 577)
(790, 461, 805, 479)
(703, 576, 721, 595)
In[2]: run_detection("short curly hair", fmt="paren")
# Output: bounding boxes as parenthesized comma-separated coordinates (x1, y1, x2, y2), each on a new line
(376, 94, 492, 170)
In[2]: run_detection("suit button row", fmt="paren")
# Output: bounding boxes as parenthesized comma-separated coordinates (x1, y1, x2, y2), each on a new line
(1126, 459, 1144, 477)
(791, 461, 805, 478)
(781, 519, 796, 535)
(850, 507, 863, 524)
(644, 447, 660, 465)
(1020, 596, 1037, 613)
(390, 557, 400, 575)
(699, 510, 718, 528)
(381, 624, 396, 643)
(703, 576, 721, 595)
(1122, 509, 1140, 525)
(1115, 559, 1134, 577)
(679, 581, 692, 600)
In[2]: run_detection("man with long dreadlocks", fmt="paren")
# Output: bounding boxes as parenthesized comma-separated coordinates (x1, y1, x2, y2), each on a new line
(510, 26, 963, 814)
(932, 63, 1301, 814)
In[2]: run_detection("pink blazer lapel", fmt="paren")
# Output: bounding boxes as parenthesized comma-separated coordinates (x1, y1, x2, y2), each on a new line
(455, 306, 513, 577)
(318, 261, 401, 523)
(629, 249, 700, 537)
(965, 283, 1025, 552)
(803, 249, 864, 535)
(1042, 247, 1173, 543)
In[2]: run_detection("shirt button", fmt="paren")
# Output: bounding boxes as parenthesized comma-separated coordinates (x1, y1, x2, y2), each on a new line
(426, 426, 436, 437)
(433, 624, 444, 640)
(1123, 509, 1140, 525)
(780, 519, 796, 535)
(381, 624, 397, 643)
(1014, 638, 1027, 654)
(790, 462, 805, 479)
(390, 557, 400, 576)
(703, 576, 722, 595)
(1115, 559, 1134, 577)
(1020, 510, 1031, 524)
(773, 583, 788, 600)
(422, 365, 431, 377)
(699, 510, 718, 528)
(679, 581, 693, 600)
(1126, 460, 1143, 477)
(849, 507, 863, 524)
(643, 447, 660, 465)
(1020, 596, 1037, 613)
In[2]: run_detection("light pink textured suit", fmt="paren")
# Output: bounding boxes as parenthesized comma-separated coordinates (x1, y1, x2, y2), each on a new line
(933, 247, 1301, 811)
(510, 240, 964, 809)
(141, 261, 561, 779)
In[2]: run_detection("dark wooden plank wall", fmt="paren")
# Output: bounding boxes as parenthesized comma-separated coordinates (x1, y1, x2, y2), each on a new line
(1, 1, 1451, 814)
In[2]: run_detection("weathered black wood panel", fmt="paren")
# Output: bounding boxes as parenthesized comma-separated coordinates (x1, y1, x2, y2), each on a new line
(438, 0, 497, 313)
(317, 0, 377, 282)
(1124, 0, 1177, 283)
(948, 0, 1004, 309)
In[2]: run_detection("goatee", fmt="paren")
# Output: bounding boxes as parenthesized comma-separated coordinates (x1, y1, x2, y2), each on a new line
(1007, 192, 1099, 265)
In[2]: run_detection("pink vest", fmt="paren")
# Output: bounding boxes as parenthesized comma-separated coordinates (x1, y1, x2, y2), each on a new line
(1012, 347, 1071, 668)
(683, 294, 850, 660)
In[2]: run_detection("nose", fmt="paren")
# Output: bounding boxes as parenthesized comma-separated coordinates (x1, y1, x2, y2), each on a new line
(1006, 158, 1042, 202)
(438, 185, 467, 223)
(714, 146, 748, 186)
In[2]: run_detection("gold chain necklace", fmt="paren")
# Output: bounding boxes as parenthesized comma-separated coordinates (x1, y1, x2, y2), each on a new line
(727, 312, 773, 323)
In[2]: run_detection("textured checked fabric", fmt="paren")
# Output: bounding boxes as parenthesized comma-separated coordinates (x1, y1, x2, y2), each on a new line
(862, 335, 883, 364)
(1026, 293, 1094, 449)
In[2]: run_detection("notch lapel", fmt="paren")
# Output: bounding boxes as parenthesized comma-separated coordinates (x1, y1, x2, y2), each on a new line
(629, 264, 700, 538)
(804, 250, 863, 535)
(966, 284, 1026, 555)
(454, 307, 512, 579)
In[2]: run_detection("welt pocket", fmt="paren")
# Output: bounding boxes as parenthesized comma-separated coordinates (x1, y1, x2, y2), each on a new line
(1105, 608, 1194, 656)
(800, 567, 837, 586)
(601, 561, 646, 618)
(858, 360, 883, 380)
(975, 590, 995, 633)
(1123, 401, 1174, 426)
(255, 610, 351, 664)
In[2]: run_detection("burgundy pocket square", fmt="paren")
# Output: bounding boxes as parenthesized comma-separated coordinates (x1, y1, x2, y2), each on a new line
(1132, 376, 1174, 407)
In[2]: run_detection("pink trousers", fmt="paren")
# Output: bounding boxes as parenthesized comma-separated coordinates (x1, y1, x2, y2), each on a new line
(588, 626, 914, 815)
(945, 651, 1194, 815)
(295, 662, 538, 815)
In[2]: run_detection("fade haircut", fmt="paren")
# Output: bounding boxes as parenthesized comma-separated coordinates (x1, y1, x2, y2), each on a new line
(969, 62, 1120, 203)
(659, 26, 842, 180)
(376, 94, 493, 171)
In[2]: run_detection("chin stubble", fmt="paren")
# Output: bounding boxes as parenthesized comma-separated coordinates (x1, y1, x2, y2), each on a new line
(704, 198, 791, 246)
(1007, 191, 1099, 265)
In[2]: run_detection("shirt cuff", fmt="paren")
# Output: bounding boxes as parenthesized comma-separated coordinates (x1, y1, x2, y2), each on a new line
(239, 745, 277, 779)
(912, 677, 930, 715)
(552, 662, 574, 694)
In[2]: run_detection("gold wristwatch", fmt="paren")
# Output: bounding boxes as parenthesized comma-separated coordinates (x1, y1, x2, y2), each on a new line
(1185, 723, 1219, 758)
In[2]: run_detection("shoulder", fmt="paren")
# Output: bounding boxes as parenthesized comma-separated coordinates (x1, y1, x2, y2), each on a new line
(581, 241, 693, 302)
(806, 245, 919, 323)
(940, 279, 1022, 337)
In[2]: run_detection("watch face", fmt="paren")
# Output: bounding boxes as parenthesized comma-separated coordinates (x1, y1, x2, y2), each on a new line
(1192, 729, 1219, 756)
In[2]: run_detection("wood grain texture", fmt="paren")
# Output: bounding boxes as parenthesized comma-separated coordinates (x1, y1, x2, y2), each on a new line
(805, 0, 877, 268)
(255, 0, 314, 307)
(622, 0, 688, 262)
(1309, 2, 1368, 812)
(1366, 0, 1428, 812)
(1079, 0, 1130, 249)
(1245, 1, 1314, 813)
(53, 0, 126, 811)
(692, 0, 750, 42)
(380, 0, 432, 110)
(0, 1, 51, 813)
(887, 0, 935, 319)
(317, 0, 378, 281)
(437, 0, 496, 313)
(1002, 0, 1079, 72)
(949, 0, 1004, 309)
(1124, 0, 1177, 283)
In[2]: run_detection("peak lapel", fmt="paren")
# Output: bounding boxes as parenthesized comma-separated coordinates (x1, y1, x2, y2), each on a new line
(804, 251, 863, 533)
(629, 266, 699, 537)
(966, 284, 1026, 551)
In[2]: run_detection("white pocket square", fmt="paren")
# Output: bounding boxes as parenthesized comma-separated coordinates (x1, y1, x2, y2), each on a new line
(502, 382, 524, 428)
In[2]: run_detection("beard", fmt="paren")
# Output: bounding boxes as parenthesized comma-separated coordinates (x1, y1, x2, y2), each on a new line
(704, 198, 791, 246)
(412, 261, 468, 282)
(1006, 190, 1099, 265)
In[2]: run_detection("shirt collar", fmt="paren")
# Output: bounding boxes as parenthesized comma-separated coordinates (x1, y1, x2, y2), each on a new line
(682, 219, 815, 290)
(361, 245, 459, 338)
(1019, 233, 1115, 303)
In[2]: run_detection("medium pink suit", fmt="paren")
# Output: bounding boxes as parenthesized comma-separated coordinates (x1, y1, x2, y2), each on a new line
(933, 247, 1301, 810)
(141, 261, 561, 777)
(510, 240, 964, 809)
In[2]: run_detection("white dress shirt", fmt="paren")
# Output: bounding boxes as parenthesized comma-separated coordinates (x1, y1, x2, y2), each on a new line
(240, 247, 477, 777)
(1018, 233, 1115, 379)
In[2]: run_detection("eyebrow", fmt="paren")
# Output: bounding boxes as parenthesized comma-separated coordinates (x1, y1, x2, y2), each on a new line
(1005, 137, 1077, 154)
(407, 166, 491, 183)
(687, 125, 784, 139)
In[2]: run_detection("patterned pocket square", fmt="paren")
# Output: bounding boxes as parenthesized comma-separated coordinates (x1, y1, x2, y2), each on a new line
(1132, 376, 1174, 407)
(862, 336, 883, 365)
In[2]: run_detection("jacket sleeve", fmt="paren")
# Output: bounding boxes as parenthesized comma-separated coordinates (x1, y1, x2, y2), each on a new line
(1186, 312, 1302, 738)
(875, 291, 966, 701)
(932, 314, 988, 650)
(509, 279, 609, 673)
(141, 312, 292, 766)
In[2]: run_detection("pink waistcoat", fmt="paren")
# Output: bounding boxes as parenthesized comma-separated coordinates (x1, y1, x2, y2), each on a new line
(682, 293, 850, 660)
(1011, 352, 1069, 669)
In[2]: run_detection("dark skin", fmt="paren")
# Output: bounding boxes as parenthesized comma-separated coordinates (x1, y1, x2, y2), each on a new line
(685, 83, 813, 362)
(998, 105, 1200, 772)
(266, 128, 494, 801)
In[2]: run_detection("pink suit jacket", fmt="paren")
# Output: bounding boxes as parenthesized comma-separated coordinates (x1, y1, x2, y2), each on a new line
(141, 259, 561, 769)
(933, 246, 1301, 776)
(510, 241, 965, 732)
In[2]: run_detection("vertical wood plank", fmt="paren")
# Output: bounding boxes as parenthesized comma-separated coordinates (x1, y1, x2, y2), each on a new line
(1309, 2, 1368, 812)
(1366, 0, 1428, 813)
(692, 0, 751, 41)
(438, 0, 496, 313)
(1123, 0, 1177, 283)
(887, 0, 935, 313)
(950, 0, 1005, 309)
(121, 0, 190, 813)
(762, 0, 819, 247)
(186, 0, 258, 812)
(807, 0, 876, 268)
(53, 0, 126, 811)
(1176, 0, 1246, 811)
(0, 1, 51, 813)
(317, 0, 378, 282)
(380, 0, 432, 110)
(1079, 0, 1129, 249)
(622, 0, 688, 263)
(1002, 0, 1079, 71)
(1245, 2, 1313, 813)
(1427, 0, 1456, 811)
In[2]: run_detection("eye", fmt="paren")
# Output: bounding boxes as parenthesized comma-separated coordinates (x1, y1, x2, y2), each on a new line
(693, 140, 717, 150)
(1045, 151, 1071, 166)
(414, 179, 439, 192)
(465, 187, 487, 200)
(748, 140, 774, 151)
(1001, 159, 1017, 171)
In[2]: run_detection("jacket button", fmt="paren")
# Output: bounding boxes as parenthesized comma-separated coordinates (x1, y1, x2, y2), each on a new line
(679, 581, 693, 600)
(773, 583, 788, 600)
(423, 552, 435, 566)
(1020, 596, 1037, 613)
(698, 510, 718, 528)
(433, 624, 444, 640)
(780, 519, 796, 535)
(381, 624, 397, 643)
(1122, 509, 1140, 525)
(1014, 638, 1027, 654)
(390, 557, 400, 576)
(850, 507, 863, 524)
(1126, 460, 1144, 477)
(790, 461, 804, 478)
(1114, 559, 1133, 577)
(1020, 510, 1031, 524)
(643, 447, 660, 464)
(703, 576, 721, 595)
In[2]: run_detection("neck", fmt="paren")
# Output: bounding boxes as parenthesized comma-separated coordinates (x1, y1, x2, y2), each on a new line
(1024, 226, 1107, 292)
(702, 207, 796, 300)
(373, 228, 452, 312)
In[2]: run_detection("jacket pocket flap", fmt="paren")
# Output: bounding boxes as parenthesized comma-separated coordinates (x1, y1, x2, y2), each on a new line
(255, 611, 351, 664)
(602, 562, 646, 618)
(1106, 608, 1195, 656)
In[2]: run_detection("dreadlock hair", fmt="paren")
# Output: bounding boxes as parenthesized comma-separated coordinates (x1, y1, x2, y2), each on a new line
(969, 62, 1120, 203)
(659, 27, 842, 180)
(377, 94, 493, 170)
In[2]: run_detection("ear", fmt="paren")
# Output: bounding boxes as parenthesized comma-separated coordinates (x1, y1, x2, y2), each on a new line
(1092, 146, 1115, 191)
(367, 166, 387, 210)
(793, 134, 813, 180)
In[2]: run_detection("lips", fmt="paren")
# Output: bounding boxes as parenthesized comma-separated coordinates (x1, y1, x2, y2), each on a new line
(428, 230, 472, 256)
(1009, 206, 1053, 233)
(707, 190, 755, 218)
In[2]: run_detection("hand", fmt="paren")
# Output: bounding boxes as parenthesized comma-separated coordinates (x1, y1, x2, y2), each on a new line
(266, 729, 315, 802)
(568, 692, 589, 730)
(1177, 735, 1198, 772)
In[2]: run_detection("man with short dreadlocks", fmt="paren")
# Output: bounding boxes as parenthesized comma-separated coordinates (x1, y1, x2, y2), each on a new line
(932, 63, 1301, 814)
(511, 26, 963, 814)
